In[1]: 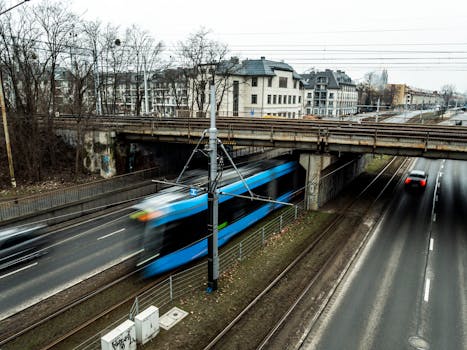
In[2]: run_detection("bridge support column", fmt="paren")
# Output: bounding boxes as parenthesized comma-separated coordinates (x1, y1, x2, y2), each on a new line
(299, 153, 333, 210)
(83, 131, 117, 178)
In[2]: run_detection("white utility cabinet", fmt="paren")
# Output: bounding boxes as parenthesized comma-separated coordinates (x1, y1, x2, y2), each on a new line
(101, 319, 137, 350)
(135, 305, 160, 344)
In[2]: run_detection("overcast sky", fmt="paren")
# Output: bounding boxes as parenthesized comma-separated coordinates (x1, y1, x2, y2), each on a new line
(68, 0, 467, 92)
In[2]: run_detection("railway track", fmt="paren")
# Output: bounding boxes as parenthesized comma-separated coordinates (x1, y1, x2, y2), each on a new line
(202, 156, 411, 350)
(0, 156, 409, 349)
(48, 115, 467, 147)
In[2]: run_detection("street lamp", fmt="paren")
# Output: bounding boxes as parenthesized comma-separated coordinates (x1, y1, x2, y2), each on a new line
(94, 38, 121, 115)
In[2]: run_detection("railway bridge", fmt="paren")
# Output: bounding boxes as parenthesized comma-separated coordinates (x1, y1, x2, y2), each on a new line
(53, 116, 467, 209)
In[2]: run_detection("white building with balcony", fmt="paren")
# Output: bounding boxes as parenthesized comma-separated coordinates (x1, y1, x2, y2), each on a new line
(302, 69, 358, 118)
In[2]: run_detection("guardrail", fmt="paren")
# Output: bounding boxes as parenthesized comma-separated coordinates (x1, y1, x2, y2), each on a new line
(0, 168, 160, 223)
(51, 115, 467, 152)
(74, 203, 303, 350)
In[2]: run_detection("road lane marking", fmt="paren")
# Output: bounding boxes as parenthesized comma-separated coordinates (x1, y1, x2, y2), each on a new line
(0, 262, 38, 280)
(424, 278, 431, 302)
(97, 228, 126, 240)
(429, 238, 434, 251)
(433, 213, 436, 222)
(136, 252, 160, 267)
(47, 214, 130, 249)
(121, 249, 144, 262)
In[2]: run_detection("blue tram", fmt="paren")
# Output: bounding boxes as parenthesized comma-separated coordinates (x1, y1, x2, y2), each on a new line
(131, 159, 303, 277)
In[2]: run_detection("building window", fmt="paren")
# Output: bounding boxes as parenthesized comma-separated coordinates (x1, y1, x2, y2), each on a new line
(307, 92, 312, 98)
(293, 96, 296, 104)
(273, 95, 277, 104)
(329, 93, 334, 99)
(252, 77, 258, 87)
(268, 77, 272, 87)
(318, 77, 327, 83)
(267, 94, 271, 104)
(251, 94, 257, 104)
(278, 95, 282, 104)
(294, 80, 297, 89)
(279, 77, 288, 88)
(298, 96, 301, 103)
(306, 108, 311, 114)
(288, 95, 292, 104)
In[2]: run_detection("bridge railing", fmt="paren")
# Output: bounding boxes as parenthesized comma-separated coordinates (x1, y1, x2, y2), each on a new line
(0, 168, 160, 223)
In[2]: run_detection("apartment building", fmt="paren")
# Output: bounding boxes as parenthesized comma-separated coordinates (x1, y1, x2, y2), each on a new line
(302, 69, 358, 118)
(387, 84, 443, 108)
(190, 57, 305, 118)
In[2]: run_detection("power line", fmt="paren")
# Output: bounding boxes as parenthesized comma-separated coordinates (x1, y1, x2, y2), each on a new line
(215, 26, 465, 35)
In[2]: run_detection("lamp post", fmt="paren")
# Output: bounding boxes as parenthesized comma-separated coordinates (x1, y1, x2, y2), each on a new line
(93, 38, 121, 115)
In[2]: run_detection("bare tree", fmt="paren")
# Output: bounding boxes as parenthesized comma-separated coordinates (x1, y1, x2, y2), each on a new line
(177, 28, 230, 117)
(152, 67, 188, 117)
(381, 84, 397, 108)
(97, 24, 126, 115)
(0, 7, 48, 181)
(65, 21, 97, 176)
(34, 0, 77, 167)
(34, 0, 75, 116)
(440, 84, 455, 109)
(125, 25, 164, 116)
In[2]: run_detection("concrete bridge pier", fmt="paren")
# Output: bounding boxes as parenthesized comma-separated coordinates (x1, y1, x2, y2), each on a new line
(83, 130, 117, 178)
(299, 153, 335, 210)
(299, 153, 367, 210)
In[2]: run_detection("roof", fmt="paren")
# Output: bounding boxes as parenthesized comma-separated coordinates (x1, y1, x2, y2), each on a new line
(409, 170, 427, 177)
(302, 69, 355, 90)
(218, 57, 302, 80)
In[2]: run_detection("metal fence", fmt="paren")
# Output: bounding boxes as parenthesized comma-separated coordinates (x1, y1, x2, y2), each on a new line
(0, 149, 266, 224)
(0, 168, 160, 222)
(74, 203, 303, 350)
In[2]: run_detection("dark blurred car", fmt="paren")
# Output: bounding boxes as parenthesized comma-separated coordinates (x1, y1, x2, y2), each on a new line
(0, 225, 49, 271)
(404, 170, 428, 190)
(455, 120, 462, 126)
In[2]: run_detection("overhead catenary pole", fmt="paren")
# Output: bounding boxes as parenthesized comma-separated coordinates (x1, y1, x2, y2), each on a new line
(207, 81, 219, 292)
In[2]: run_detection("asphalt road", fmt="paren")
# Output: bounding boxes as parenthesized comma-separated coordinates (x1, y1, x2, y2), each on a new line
(0, 207, 143, 320)
(303, 158, 466, 350)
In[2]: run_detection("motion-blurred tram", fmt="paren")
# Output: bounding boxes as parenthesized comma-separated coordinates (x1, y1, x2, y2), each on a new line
(131, 159, 304, 278)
